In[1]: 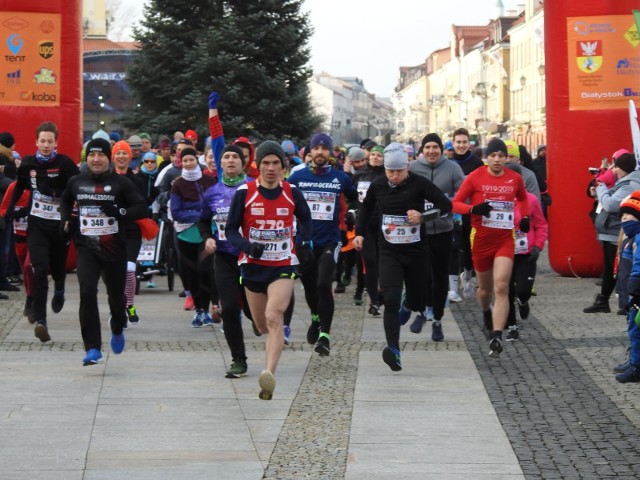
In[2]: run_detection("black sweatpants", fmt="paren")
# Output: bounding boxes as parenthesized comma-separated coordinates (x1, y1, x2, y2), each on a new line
(176, 238, 209, 310)
(507, 253, 537, 326)
(299, 243, 339, 335)
(425, 230, 453, 321)
(379, 244, 429, 350)
(214, 251, 250, 360)
(361, 231, 381, 305)
(27, 222, 69, 323)
(76, 247, 127, 351)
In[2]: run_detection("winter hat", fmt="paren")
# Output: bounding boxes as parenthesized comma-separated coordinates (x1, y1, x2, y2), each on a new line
(613, 148, 631, 161)
(405, 144, 415, 156)
(221, 144, 246, 165)
(420, 133, 443, 153)
(363, 140, 377, 150)
(127, 135, 142, 149)
(111, 140, 132, 160)
(180, 147, 198, 160)
(310, 133, 333, 151)
(185, 129, 198, 142)
(138, 132, 151, 141)
(485, 138, 508, 157)
(383, 142, 409, 170)
(92, 129, 110, 142)
(255, 140, 286, 167)
(0, 132, 15, 148)
(444, 140, 454, 151)
(371, 145, 385, 155)
(159, 139, 171, 149)
(85, 138, 112, 159)
(614, 153, 638, 174)
(360, 138, 372, 148)
(504, 140, 520, 158)
(142, 152, 157, 163)
(620, 191, 640, 220)
(281, 140, 298, 155)
(109, 131, 121, 143)
(348, 147, 366, 162)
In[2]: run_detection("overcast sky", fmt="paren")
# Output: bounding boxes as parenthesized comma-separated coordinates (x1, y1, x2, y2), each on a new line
(109, 0, 522, 98)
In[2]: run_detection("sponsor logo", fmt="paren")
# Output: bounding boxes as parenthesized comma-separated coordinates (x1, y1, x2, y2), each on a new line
(276, 208, 289, 216)
(82, 72, 126, 81)
(104, 185, 112, 192)
(38, 41, 54, 59)
(21, 91, 57, 102)
(624, 88, 640, 97)
(4, 55, 25, 63)
(331, 178, 340, 183)
(6, 69, 20, 85)
(580, 91, 624, 99)
(7, 33, 24, 55)
(33, 68, 56, 85)
(3, 17, 28, 32)
(251, 208, 264, 216)
(573, 21, 615, 36)
(625, 24, 640, 48)
(39, 20, 54, 34)
(576, 40, 602, 73)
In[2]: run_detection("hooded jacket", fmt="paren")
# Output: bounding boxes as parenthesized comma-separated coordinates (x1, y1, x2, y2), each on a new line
(595, 169, 640, 242)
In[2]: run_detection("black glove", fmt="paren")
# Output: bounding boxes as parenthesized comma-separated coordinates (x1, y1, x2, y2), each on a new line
(101, 204, 123, 218)
(470, 202, 493, 217)
(340, 230, 348, 246)
(519, 216, 530, 233)
(528, 246, 541, 263)
(249, 242, 265, 259)
(14, 207, 28, 219)
(296, 243, 314, 275)
(541, 193, 552, 207)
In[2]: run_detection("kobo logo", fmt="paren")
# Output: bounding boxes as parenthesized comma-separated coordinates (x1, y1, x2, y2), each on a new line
(31, 92, 57, 102)
(38, 41, 54, 59)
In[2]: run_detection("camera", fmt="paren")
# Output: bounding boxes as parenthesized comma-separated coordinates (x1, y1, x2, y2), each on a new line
(588, 167, 599, 175)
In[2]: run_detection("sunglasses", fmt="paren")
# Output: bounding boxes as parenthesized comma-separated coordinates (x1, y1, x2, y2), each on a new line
(144, 160, 156, 164)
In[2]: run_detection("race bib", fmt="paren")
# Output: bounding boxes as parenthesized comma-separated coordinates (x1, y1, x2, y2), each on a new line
(249, 227, 292, 261)
(214, 212, 228, 241)
(514, 230, 529, 254)
(79, 205, 118, 236)
(481, 201, 514, 229)
(304, 190, 336, 221)
(31, 191, 61, 220)
(13, 206, 27, 232)
(357, 181, 371, 203)
(381, 214, 421, 244)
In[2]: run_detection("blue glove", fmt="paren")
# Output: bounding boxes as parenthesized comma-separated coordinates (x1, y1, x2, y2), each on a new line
(208, 91, 220, 110)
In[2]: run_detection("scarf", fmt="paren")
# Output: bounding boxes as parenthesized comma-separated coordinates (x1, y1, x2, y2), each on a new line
(140, 165, 157, 175)
(222, 172, 246, 187)
(622, 220, 640, 238)
(35, 149, 57, 164)
(181, 167, 202, 182)
(308, 163, 331, 176)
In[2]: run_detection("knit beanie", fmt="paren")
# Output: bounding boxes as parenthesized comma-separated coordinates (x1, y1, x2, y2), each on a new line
(92, 129, 110, 142)
(142, 151, 158, 163)
(221, 144, 246, 165)
(111, 140, 132, 160)
(504, 140, 520, 158)
(85, 138, 112, 159)
(348, 147, 366, 162)
(485, 138, 508, 156)
(420, 133, 443, 153)
(281, 140, 298, 155)
(383, 142, 409, 169)
(613, 149, 632, 161)
(620, 191, 640, 220)
(310, 133, 333, 151)
(138, 132, 151, 141)
(110, 131, 121, 143)
(615, 153, 638, 174)
(180, 147, 198, 160)
(127, 135, 142, 149)
(255, 140, 286, 167)
(371, 145, 384, 155)
(0, 132, 15, 148)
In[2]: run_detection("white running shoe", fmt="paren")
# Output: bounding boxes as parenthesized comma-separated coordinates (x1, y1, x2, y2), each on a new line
(448, 290, 463, 303)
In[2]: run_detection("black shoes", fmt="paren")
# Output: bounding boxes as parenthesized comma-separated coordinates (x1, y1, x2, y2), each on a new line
(314, 336, 330, 356)
(51, 290, 65, 313)
(583, 294, 610, 313)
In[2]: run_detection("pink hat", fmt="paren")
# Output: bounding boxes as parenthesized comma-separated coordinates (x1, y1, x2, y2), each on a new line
(612, 148, 631, 161)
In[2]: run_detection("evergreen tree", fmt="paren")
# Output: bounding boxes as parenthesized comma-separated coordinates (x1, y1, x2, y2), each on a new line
(121, 0, 321, 143)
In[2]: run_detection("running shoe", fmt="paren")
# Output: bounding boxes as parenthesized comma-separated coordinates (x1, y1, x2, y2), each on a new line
(211, 304, 222, 323)
(126, 305, 140, 325)
(447, 290, 463, 303)
(506, 325, 520, 342)
(517, 299, 530, 319)
(431, 320, 444, 342)
(368, 304, 381, 316)
(146, 281, 156, 288)
(51, 290, 65, 313)
(179, 290, 186, 298)
(225, 358, 248, 378)
(110, 332, 125, 354)
(461, 269, 475, 299)
(283, 325, 291, 345)
(249, 317, 262, 337)
(334, 283, 346, 294)
(341, 273, 352, 286)
(183, 295, 195, 311)
(202, 311, 214, 326)
(8, 275, 22, 285)
(83, 348, 103, 366)
(0, 282, 19, 291)
(315, 335, 331, 356)
(353, 293, 364, 306)
(307, 314, 321, 344)
(398, 301, 411, 326)
(382, 346, 402, 371)
(34, 322, 50, 342)
(409, 313, 426, 334)
(0, 292, 8, 300)
(191, 310, 204, 328)
(616, 364, 640, 383)
(489, 334, 503, 357)
(614, 359, 631, 374)
(258, 370, 276, 400)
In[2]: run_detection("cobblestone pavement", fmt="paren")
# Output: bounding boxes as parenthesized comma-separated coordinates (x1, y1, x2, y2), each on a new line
(3, 249, 640, 478)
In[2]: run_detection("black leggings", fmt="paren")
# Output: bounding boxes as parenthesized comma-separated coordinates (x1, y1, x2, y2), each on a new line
(379, 245, 429, 350)
(27, 222, 68, 323)
(601, 240, 617, 299)
(76, 247, 127, 350)
(361, 232, 380, 305)
(425, 231, 453, 321)
(176, 238, 208, 310)
(299, 243, 339, 335)
(507, 253, 538, 326)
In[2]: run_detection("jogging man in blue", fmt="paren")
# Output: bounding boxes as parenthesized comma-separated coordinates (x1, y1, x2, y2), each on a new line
(287, 133, 357, 355)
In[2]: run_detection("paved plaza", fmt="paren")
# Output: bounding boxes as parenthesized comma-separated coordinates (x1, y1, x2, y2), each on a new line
(1, 252, 640, 479)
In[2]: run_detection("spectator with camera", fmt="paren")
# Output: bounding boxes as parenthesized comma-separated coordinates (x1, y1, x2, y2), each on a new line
(584, 151, 640, 313)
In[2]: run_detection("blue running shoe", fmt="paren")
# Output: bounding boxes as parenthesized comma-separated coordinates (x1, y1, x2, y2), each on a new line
(83, 348, 103, 366)
(283, 325, 291, 345)
(191, 310, 204, 328)
(110, 333, 125, 354)
(202, 312, 214, 326)
(398, 302, 412, 326)
(382, 346, 402, 371)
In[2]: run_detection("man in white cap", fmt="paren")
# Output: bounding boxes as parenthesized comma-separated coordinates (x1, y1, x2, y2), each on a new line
(353, 143, 451, 371)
